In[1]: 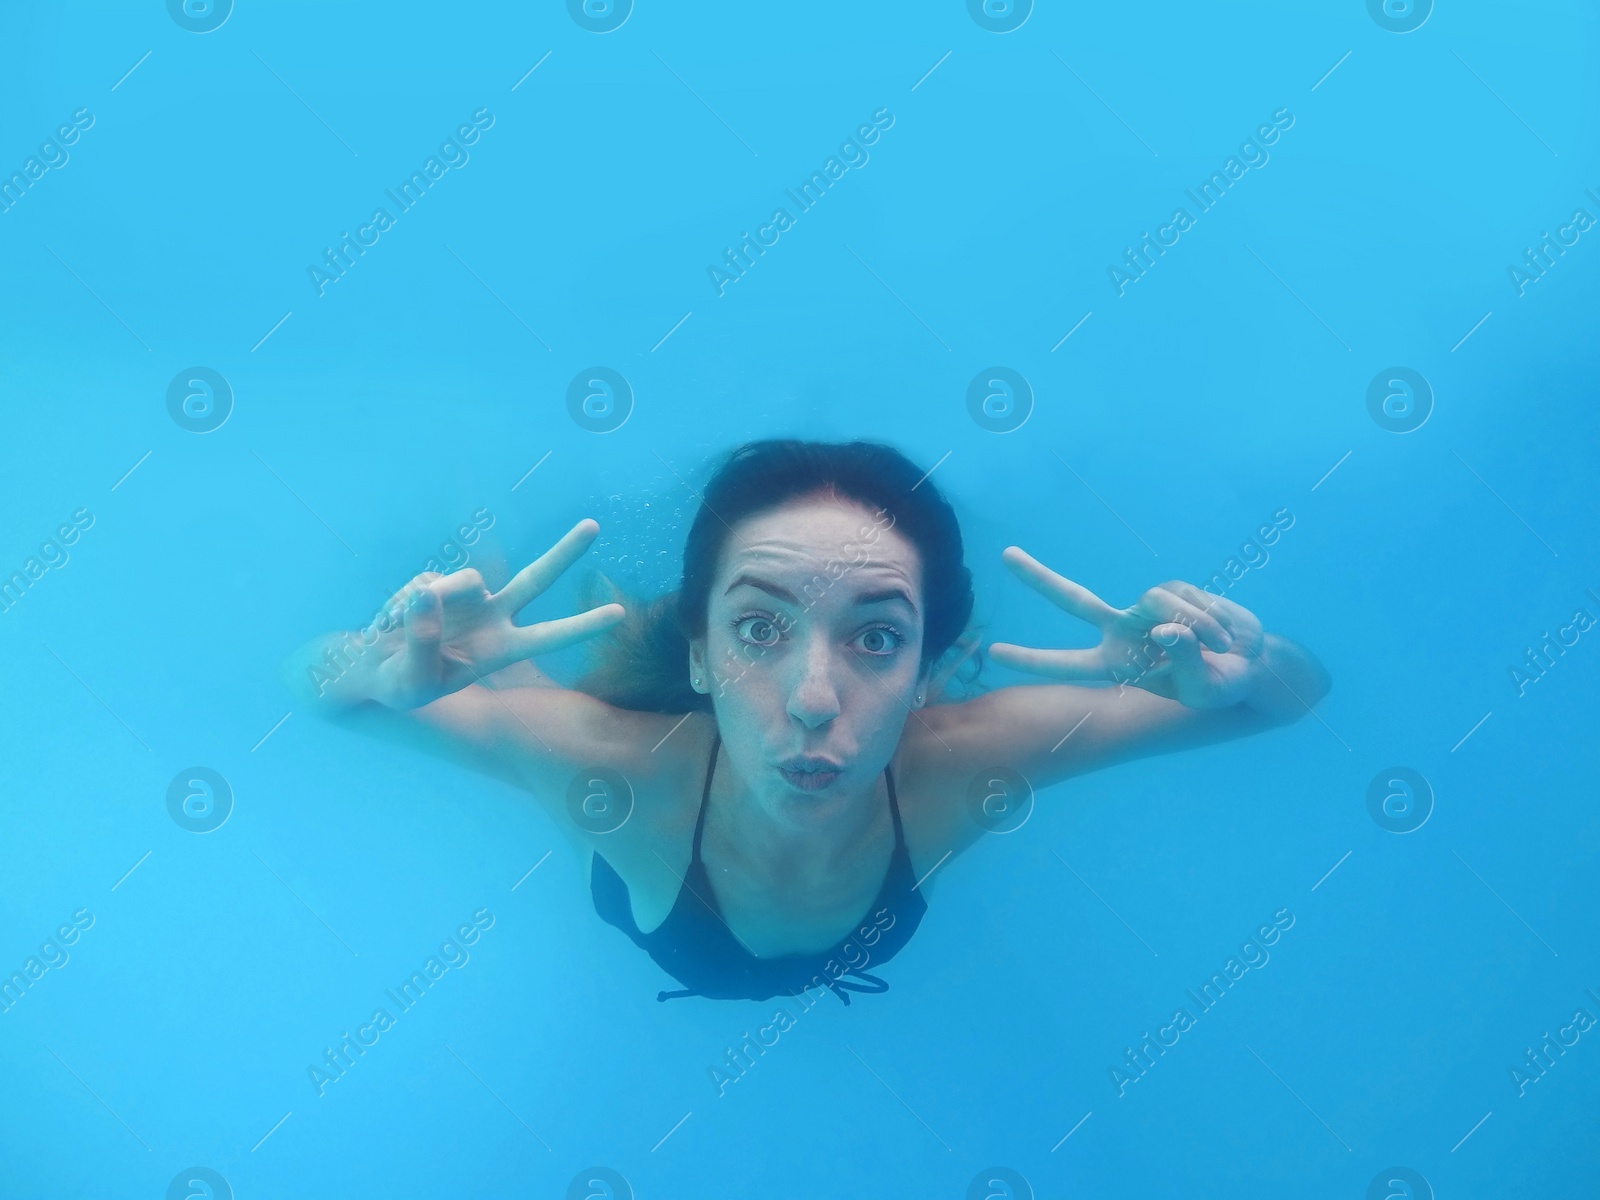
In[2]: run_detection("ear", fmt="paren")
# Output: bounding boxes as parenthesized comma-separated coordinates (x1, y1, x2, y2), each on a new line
(921, 632, 979, 706)
(688, 637, 707, 693)
(912, 662, 933, 710)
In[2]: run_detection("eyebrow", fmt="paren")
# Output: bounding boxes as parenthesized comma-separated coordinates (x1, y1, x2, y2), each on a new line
(724, 574, 918, 615)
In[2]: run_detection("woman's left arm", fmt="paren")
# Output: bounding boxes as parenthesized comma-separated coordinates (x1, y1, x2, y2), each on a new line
(898, 548, 1331, 856)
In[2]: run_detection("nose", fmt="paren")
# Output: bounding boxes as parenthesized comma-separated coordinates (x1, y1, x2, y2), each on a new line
(785, 636, 841, 730)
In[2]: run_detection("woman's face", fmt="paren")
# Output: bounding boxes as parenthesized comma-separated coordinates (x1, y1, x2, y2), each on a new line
(689, 493, 930, 819)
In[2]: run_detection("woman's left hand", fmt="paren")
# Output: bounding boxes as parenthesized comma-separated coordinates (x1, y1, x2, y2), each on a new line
(988, 547, 1268, 709)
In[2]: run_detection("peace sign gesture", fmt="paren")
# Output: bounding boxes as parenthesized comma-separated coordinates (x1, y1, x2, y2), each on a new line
(987, 547, 1266, 709)
(360, 519, 625, 710)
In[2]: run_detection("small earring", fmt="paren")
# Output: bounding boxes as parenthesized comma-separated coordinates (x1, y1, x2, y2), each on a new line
(693, 677, 702, 689)
(915, 691, 925, 704)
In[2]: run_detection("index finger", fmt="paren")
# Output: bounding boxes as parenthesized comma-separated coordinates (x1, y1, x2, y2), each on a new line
(1001, 546, 1120, 627)
(988, 641, 1106, 681)
(505, 602, 627, 662)
(492, 518, 601, 615)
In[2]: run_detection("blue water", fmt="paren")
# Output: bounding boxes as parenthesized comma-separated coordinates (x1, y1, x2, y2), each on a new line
(3, 2, 1598, 1197)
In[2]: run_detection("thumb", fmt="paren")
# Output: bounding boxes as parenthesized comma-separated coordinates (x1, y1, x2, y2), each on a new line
(1151, 622, 1206, 684)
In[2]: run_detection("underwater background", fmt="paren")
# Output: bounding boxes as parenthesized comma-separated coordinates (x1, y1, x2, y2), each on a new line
(1, 1, 1597, 1196)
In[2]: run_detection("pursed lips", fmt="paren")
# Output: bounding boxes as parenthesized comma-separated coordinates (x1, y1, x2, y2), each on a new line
(779, 754, 843, 774)
(777, 755, 845, 792)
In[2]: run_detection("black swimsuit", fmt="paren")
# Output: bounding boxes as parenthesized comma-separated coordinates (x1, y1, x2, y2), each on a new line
(590, 733, 928, 1005)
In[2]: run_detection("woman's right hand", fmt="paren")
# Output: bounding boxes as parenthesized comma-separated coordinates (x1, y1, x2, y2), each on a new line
(358, 518, 625, 710)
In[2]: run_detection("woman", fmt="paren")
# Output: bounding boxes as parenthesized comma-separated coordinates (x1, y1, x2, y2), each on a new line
(286, 440, 1331, 1006)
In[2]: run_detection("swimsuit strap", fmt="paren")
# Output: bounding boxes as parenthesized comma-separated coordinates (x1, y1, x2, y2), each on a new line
(828, 967, 891, 1005)
(689, 732, 720, 867)
(884, 760, 906, 853)
(653, 734, 909, 1007)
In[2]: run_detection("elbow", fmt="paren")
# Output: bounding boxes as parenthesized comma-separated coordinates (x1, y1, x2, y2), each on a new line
(1302, 649, 1333, 710)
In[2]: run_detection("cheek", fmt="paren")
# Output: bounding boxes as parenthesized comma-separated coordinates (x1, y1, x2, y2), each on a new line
(853, 670, 917, 730)
(715, 632, 762, 672)
(706, 632, 779, 710)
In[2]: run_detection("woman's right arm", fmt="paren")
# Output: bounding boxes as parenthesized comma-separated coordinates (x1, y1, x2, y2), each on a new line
(280, 520, 696, 843)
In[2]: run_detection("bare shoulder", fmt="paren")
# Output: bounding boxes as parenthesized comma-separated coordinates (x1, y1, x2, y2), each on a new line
(564, 710, 716, 923)
(887, 678, 1288, 876)
(540, 705, 714, 850)
(885, 688, 1103, 873)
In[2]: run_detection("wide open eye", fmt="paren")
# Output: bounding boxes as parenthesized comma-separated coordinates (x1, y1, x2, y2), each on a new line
(732, 614, 783, 647)
(854, 625, 906, 656)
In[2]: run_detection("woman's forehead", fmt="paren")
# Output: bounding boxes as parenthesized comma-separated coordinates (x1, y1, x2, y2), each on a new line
(713, 499, 922, 592)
